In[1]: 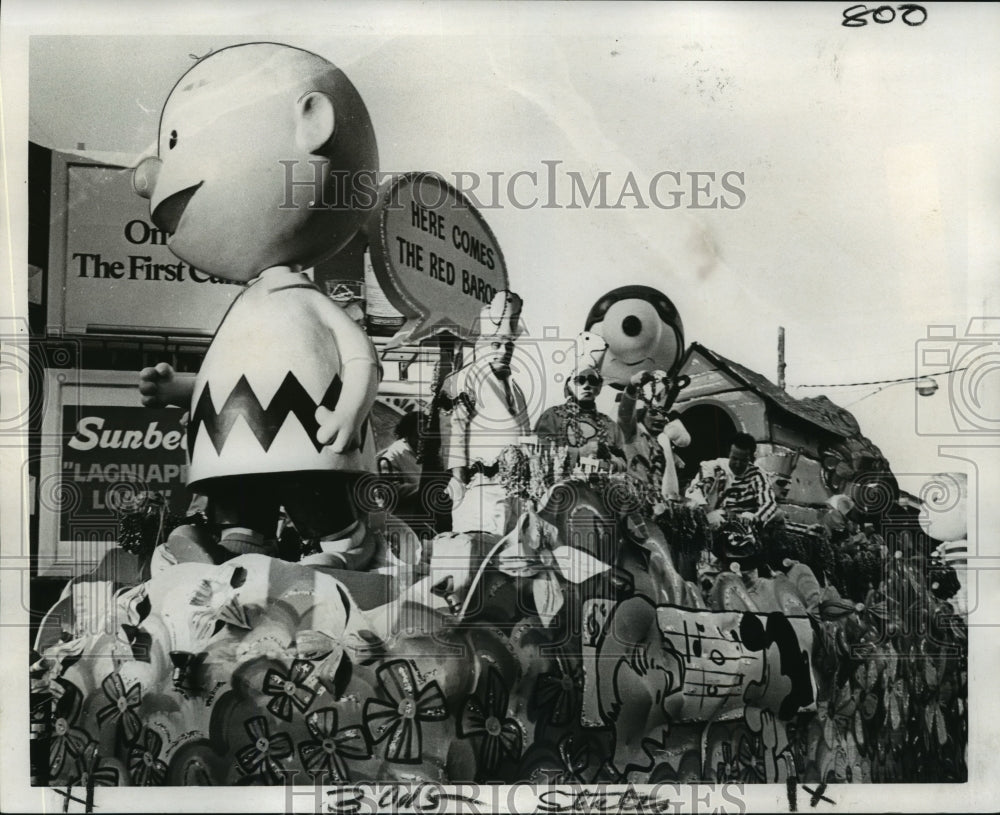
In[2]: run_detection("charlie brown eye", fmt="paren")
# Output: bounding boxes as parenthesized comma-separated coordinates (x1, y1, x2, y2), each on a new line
(169, 130, 178, 149)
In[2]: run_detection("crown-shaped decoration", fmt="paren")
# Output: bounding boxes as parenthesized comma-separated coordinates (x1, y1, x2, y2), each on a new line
(475, 290, 524, 342)
(574, 331, 608, 373)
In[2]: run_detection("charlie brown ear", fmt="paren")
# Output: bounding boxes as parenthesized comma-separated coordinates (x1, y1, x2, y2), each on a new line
(295, 91, 336, 154)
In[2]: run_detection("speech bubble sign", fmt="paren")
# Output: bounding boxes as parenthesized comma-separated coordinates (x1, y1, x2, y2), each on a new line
(366, 173, 508, 345)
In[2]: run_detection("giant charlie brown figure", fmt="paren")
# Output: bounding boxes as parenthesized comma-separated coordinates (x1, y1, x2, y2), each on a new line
(134, 43, 380, 563)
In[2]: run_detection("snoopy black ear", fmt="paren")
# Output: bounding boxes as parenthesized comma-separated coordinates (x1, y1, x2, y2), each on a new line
(294, 91, 336, 154)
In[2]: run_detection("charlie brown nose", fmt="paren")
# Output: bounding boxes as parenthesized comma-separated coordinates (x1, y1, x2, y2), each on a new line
(132, 155, 162, 199)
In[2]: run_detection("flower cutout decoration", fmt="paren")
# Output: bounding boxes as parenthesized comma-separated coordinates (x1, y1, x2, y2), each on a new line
(48, 679, 92, 777)
(825, 720, 866, 783)
(297, 707, 371, 783)
(127, 728, 168, 786)
(263, 660, 317, 722)
(363, 660, 448, 764)
(70, 742, 120, 789)
(95, 672, 143, 745)
(716, 740, 740, 783)
(922, 670, 953, 749)
(236, 716, 293, 783)
(735, 730, 766, 783)
(549, 732, 613, 785)
(458, 666, 524, 777)
(851, 661, 881, 748)
(871, 741, 900, 783)
(884, 676, 910, 732)
(823, 682, 858, 750)
(532, 660, 583, 728)
(524, 731, 601, 785)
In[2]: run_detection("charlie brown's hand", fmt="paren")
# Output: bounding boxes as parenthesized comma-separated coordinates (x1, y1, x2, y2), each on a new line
(315, 405, 363, 452)
(138, 362, 195, 408)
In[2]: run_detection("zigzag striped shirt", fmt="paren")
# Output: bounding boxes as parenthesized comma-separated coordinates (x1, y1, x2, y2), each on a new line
(721, 463, 778, 525)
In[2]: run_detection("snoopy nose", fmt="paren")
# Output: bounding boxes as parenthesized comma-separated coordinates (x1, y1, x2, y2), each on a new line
(132, 156, 161, 199)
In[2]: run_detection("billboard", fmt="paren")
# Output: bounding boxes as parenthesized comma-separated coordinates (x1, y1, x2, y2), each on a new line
(45, 150, 240, 336)
(37, 369, 189, 576)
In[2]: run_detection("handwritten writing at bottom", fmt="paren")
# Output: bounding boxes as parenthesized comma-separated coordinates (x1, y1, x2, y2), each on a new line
(312, 783, 747, 815)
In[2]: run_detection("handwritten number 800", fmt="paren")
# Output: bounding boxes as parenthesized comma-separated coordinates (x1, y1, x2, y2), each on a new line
(842, 4, 927, 27)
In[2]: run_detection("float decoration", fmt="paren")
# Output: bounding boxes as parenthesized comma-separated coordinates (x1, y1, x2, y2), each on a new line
(365, 173, 509, 348)
(31, 457, 968, 786)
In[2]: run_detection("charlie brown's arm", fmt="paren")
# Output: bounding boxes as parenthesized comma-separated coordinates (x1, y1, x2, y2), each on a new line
(138, 362, 196, 408)
(314, 304, 379, 453)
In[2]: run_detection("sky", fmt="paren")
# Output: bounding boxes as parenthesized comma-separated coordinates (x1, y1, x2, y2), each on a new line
(5, 0, 1000, 479)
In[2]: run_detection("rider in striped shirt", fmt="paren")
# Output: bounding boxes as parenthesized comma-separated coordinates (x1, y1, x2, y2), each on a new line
(719, 433, 778, 525)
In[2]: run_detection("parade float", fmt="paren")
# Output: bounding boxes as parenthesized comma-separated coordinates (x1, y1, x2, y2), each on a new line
(29, 436, 968, 787)
(28, 42, 966, 791)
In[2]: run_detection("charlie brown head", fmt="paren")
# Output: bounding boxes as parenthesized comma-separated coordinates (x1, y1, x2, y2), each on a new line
(133, 43, 378, 281)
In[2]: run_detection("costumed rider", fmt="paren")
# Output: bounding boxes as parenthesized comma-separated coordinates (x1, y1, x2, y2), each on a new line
(444, 290, 532, 536)
(533, 332, 627, 472)
(133, 43, 381, 570)
(686, 433, 778, 529)
(618, 370, 691, 509)
(684, 441, 814, 614)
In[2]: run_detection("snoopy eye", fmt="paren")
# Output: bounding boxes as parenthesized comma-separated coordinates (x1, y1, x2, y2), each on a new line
(168, 130, 178, 150)
(622, 314, 644, 337)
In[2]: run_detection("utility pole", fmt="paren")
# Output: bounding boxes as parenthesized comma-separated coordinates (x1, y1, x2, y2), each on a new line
(778, 326, 786, 390)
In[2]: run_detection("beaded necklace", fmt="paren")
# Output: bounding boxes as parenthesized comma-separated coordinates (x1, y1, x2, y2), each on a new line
(562, 397, 611, 449)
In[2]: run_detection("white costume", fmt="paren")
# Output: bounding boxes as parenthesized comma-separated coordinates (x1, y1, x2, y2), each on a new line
(445, 291, 530, 536)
